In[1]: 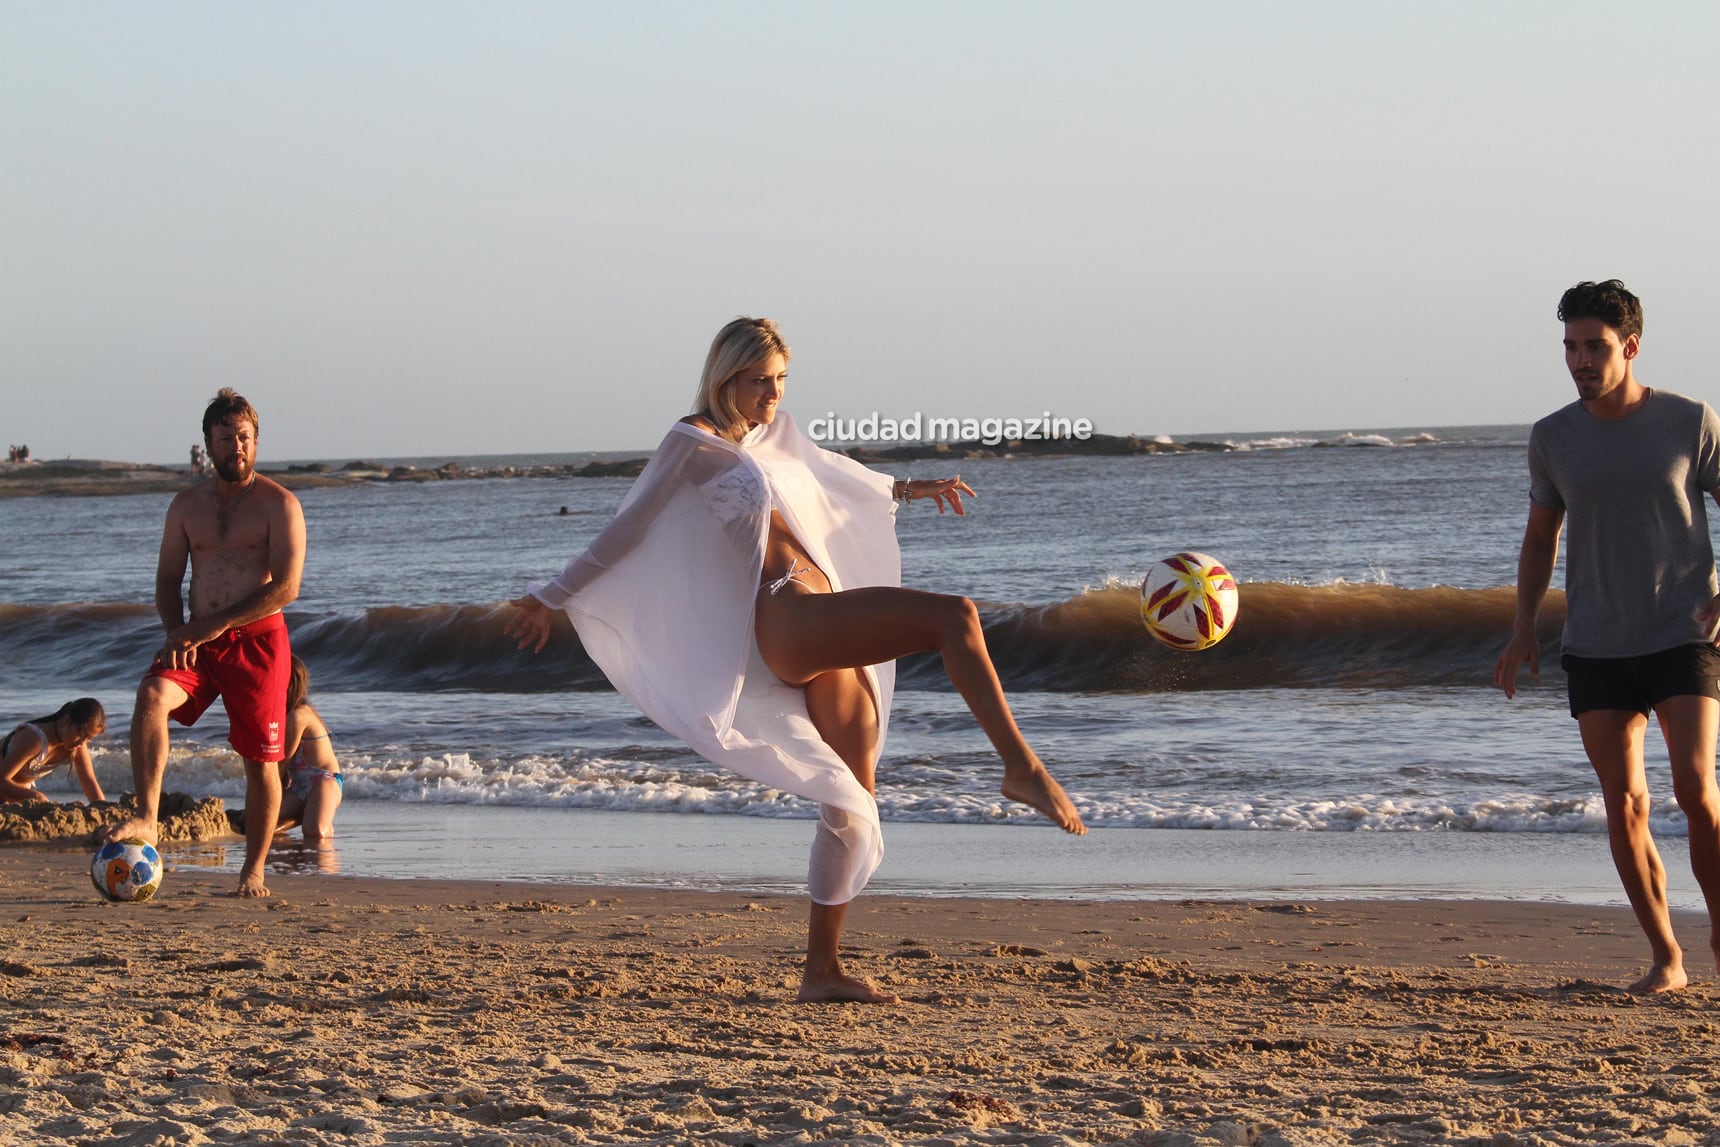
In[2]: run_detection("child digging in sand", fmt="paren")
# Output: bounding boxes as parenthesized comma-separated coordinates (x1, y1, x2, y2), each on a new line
(0, 698, 107, 804)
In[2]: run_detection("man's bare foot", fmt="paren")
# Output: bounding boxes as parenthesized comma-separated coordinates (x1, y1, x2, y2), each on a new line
(236, 874, 271, 899)
(1628, 961, 1687, 995)
(1001, 759, 1086, 835)
(798, 969, 899, 1004)
(97, 816, 158, 846)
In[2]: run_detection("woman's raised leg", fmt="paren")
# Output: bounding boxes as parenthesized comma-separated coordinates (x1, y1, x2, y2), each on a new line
(757, 585, 1084, 834)
(761, 583, 1084, 1003)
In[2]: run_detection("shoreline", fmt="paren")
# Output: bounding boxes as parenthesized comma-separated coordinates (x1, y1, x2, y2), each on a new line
(4, 844, 1718, 1143)
(5, 798, 1674, 910)
(176, 802, 1679, 910)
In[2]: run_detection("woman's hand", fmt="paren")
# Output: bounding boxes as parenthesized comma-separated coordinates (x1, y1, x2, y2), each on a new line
(899, 476, 977, 516)
(504, 595, 556, 653)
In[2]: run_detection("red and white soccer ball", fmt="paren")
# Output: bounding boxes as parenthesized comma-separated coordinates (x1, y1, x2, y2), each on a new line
(1139, 552, 1240, 651)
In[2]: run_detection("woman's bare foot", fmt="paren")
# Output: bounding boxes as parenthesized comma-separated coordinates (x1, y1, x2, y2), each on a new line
(236, 873, 271, 899)
(1628, 960, 1687, 994)
(1001, 758, 1086, 834)
(798, 968, 899, 1004)
(97, 816, 158, 846)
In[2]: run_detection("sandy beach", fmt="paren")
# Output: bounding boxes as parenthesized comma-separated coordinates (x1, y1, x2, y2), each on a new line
(4, 848, 1720, 1145)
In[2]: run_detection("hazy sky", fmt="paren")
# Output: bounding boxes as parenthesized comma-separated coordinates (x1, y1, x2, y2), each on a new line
(5, 2, 1717, 463)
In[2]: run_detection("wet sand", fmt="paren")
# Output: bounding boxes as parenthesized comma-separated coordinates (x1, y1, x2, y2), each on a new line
(4, 848, 1719, 1144)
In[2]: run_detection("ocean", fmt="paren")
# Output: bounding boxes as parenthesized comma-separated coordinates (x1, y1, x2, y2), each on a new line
(3, 423, 1713, 907)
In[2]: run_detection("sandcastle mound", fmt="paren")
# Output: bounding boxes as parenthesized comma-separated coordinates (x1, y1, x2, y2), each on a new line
(0, 792, 231, 844)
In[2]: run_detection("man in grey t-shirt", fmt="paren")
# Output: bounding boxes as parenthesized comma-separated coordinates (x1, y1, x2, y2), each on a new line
(1496, 279, 1720, 994)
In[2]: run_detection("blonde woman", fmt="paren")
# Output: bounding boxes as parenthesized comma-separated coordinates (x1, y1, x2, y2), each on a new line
(508, 317, 1084, 1003)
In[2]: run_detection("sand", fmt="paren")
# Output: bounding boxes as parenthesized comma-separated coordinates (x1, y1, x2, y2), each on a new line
(4, 849, 1720, 1145)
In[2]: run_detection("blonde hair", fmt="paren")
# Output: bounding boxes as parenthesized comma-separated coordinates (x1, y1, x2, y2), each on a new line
(690, 317, 791, 437)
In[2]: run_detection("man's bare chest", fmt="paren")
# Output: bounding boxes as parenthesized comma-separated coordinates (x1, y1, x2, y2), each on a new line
(184, 502, 273, 560)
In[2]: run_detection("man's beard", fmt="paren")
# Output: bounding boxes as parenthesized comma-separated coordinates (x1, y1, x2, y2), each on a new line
(213, 454, 253, 483)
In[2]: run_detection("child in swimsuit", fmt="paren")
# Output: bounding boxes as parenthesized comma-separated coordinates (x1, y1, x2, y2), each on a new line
(274, 656, 343, 843)
(1, 698, 107, 804)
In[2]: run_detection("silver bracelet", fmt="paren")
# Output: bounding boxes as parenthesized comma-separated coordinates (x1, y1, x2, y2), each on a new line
(895, 479, 914, 502)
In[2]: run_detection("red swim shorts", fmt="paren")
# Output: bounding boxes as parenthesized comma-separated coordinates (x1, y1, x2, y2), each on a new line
(147, 612, 291, 763)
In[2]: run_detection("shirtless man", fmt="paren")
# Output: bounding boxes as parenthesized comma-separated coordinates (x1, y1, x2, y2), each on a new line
(1496, 280, 1720, 993)
(101, 389, 306, 898)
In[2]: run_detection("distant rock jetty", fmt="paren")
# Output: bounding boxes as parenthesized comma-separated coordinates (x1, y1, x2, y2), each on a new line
(295, 431, 1232, 479)
(0, 458, 206, 498)
(0, 456, 653, 497)
(283, 457, 653, 483)
(843, 431, 1232, 464)
(0, 432, 1228, 498)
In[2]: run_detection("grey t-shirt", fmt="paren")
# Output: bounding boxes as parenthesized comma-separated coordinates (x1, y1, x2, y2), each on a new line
(1529, 388, 1720, 657)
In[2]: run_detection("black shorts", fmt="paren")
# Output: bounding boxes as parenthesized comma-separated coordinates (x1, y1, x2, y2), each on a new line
(1561, 643, 1720, 718)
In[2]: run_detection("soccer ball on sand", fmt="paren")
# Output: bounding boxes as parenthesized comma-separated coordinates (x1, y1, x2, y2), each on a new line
(91, 839, 164, 902)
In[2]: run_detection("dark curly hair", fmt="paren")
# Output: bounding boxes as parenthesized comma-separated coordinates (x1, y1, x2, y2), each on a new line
(1557, 280, 1643, 341)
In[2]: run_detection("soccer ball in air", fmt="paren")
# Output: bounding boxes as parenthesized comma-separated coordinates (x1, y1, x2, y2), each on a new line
(1140, 552, 1239, 651)
(91, 839, 164, 902)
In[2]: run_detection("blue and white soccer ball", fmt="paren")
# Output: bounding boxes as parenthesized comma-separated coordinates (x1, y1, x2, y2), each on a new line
(91, 839, 164, 902)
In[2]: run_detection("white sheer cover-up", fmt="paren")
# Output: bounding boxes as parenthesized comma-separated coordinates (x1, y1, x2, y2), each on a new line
(528, 413, 899, 904)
